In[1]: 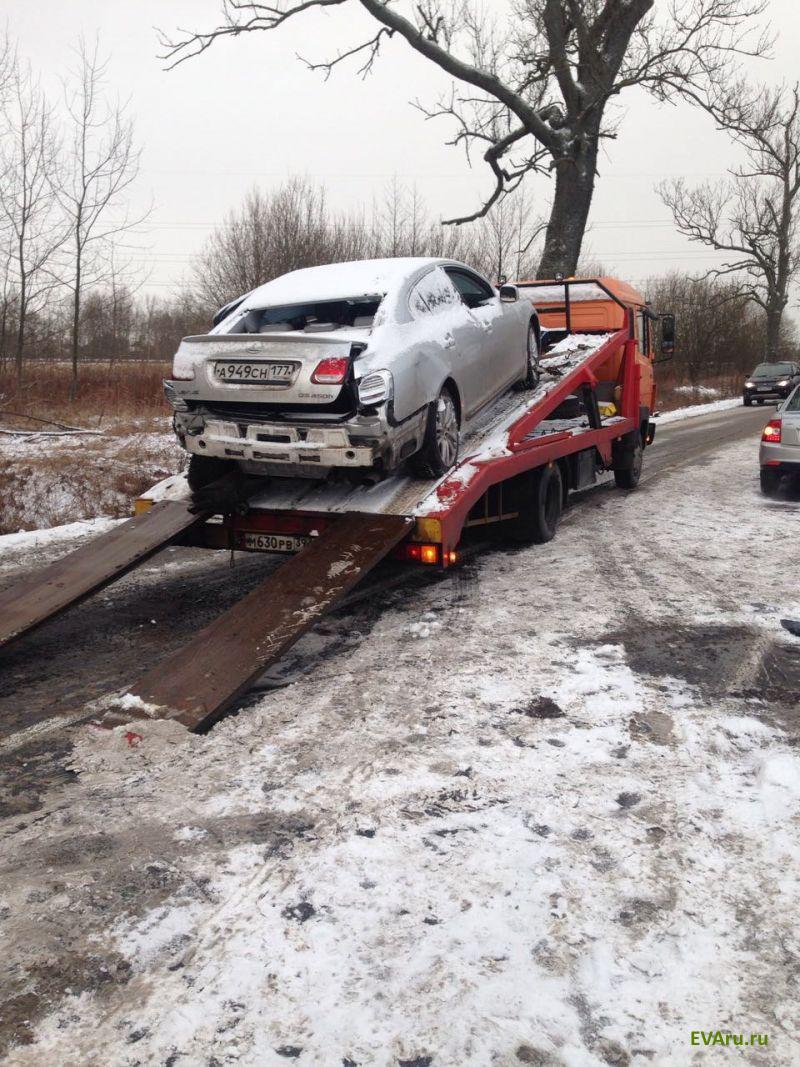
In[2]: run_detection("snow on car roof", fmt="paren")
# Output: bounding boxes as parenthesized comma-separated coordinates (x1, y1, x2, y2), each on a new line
(240, 258, 444, 310)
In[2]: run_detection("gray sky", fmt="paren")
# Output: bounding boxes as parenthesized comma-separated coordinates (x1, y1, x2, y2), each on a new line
(7, 0, 800, 299)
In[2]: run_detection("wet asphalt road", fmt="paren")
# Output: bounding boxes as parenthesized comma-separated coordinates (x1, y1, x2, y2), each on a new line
(0, 401, 775, 789)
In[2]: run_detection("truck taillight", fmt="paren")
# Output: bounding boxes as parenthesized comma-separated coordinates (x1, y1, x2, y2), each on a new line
(762, 419, 782, 443)
(311, 357, 349, 384)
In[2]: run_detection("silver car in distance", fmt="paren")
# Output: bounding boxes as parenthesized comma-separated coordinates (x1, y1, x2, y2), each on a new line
(165, 257, 540, 486)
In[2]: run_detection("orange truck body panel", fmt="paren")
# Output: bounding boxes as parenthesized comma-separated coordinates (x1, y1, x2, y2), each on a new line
(517, 276, 657, 417)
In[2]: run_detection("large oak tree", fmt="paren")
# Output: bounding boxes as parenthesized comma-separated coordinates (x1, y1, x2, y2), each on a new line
(162, 0, 768, 277)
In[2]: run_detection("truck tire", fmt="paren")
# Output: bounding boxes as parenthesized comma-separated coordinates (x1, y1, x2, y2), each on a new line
(508, 463, 563, 544)
(613, 431, 643, 490)
(513, 321, 541, 391)
(760, 468, 781, 496)
(187, 454, 236, 491)
(410, 386, 460, 479)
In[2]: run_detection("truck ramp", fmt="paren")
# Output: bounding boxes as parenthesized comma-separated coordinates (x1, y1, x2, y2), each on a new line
(102, 512, 412, 732)
(0, 501, 208, 651)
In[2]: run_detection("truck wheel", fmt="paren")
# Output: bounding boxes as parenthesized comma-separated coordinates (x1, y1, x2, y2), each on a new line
(614, 432, 643, 490)
(760, 468, 781, 496)
(508, 463, 563, 544)
(513, 322, 541, 391)
(187, 454, 236, 491)
(410, 386, 460, 479)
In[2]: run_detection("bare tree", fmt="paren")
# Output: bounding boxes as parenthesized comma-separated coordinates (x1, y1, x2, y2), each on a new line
(0, 59, 62, 383)
(55, 37, 143, 398)
(477, 188, 542, 282)
(161, 0, 768, 279)
(193, 179, 339, 308)
(659, 82, 800, 363)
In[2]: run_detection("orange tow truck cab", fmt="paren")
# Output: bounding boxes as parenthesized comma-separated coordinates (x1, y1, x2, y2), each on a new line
(514, 276, 675, 437)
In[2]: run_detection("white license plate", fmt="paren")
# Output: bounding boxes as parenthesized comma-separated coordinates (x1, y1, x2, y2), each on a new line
(757, 386, 771, 391)
(215, 361, 295, 383)
(243, 532, 310, 554)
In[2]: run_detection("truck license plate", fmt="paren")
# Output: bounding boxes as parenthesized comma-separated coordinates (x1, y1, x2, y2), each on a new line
(243, 532, 310, 553)
(215, 361, 295, 383)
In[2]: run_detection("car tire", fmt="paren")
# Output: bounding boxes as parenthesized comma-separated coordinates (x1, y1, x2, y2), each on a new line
(743, 396, 752, 406)
(513, 321, 541, 391)
(187, 454, 236, 491)
(507, 464, 563, 544)
(409, 386, 460, 479)
(760, 468, 781, 496)
(612, 430, 643, 490)
(757, 398, 764, 405)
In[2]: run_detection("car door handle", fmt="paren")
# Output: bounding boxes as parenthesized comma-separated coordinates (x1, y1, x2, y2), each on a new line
(443, 332, 456, 348)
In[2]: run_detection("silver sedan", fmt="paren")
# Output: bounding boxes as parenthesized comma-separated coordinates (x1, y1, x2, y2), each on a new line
(759, 384, 800, 494)
(165, 257, 539, 486)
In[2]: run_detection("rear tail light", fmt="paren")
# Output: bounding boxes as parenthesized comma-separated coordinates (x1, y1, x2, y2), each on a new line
(172, 349, 196, 381)
(395, 542, 453, 566)
(762, 419, 782, 443)
(311, 357, 349, 384)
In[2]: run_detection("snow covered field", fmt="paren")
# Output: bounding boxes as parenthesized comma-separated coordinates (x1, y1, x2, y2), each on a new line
(2, 430, 799, 1066)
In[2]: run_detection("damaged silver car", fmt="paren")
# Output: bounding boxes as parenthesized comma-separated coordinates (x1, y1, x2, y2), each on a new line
(165, 257, 540, 486)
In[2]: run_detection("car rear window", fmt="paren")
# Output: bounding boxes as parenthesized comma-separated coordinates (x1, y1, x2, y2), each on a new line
(785, 387, 800, 411)
(752, 362, 793, 377)
(229, 297, 383, 333)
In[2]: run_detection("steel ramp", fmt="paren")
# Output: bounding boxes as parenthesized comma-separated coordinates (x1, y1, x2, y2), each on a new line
(0, 502, 209, 651)
(102, 512, 412, 732)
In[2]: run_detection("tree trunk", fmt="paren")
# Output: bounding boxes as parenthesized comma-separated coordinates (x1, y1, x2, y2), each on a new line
(764, 302, 783, 362)
(70, 283, 80, 401)
(15, 280, 26, 387)
(537, 145, 597, 279)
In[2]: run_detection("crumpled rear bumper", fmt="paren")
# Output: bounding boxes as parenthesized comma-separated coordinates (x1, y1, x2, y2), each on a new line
(184, 418, 378, 468)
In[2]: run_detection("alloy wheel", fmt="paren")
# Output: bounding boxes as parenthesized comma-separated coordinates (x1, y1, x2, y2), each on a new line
(435, 392, 459, 467)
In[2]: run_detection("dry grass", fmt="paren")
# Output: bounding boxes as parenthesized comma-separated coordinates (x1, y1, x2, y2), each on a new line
(0, 361, 171, 429)
(0, 361, 183, 533)
(0, 427, 184, 534)
(657, 372, 739, 412)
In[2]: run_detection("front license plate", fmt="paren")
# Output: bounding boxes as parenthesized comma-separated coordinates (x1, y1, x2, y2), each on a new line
(215, 361, 295, 383)
(757, 386, 771, 391)
(243, 532, 310, 554)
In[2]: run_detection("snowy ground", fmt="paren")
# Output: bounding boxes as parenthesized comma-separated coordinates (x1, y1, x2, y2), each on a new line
(0, 418, 182, 533)
(2, 430, 799, 1065)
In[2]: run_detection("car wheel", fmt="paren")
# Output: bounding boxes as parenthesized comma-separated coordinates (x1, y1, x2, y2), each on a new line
(743, 396, 752, 406)
(409, 386, 460, 479)
(757, 398, 764, 405)
(760, 468, 781, 496)
(507, 464, 563, 544)
(614, 431, 643, 490)
(187, 454, 237, 491)
(513, 321, 541, 391)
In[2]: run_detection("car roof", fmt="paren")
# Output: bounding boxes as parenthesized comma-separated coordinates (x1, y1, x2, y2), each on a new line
(240, 258, 450, 311)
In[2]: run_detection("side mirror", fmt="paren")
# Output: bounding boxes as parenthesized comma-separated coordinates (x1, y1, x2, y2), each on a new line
(660, 313, 675, 355)
(499, 284, 519, 303)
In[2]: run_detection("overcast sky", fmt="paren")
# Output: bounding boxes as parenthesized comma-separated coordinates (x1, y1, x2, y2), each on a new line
(7, 0, 800, 301)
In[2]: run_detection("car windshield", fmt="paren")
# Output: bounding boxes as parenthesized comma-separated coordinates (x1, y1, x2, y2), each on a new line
(785, 387, 800, 411)
(752, 363, 793, 378)
(230, 297, 382, 333)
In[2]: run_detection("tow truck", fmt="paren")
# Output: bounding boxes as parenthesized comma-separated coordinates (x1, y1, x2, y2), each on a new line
(0, 278, 673, 734)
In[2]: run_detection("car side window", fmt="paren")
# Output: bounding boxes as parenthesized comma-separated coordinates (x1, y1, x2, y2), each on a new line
(445, 268, 495, 310)
(408, 268, 460, 319)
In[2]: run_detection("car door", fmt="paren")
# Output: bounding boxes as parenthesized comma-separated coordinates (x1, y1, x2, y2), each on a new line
(407, 267, 480, 412)
(444, 267, 520, 412)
